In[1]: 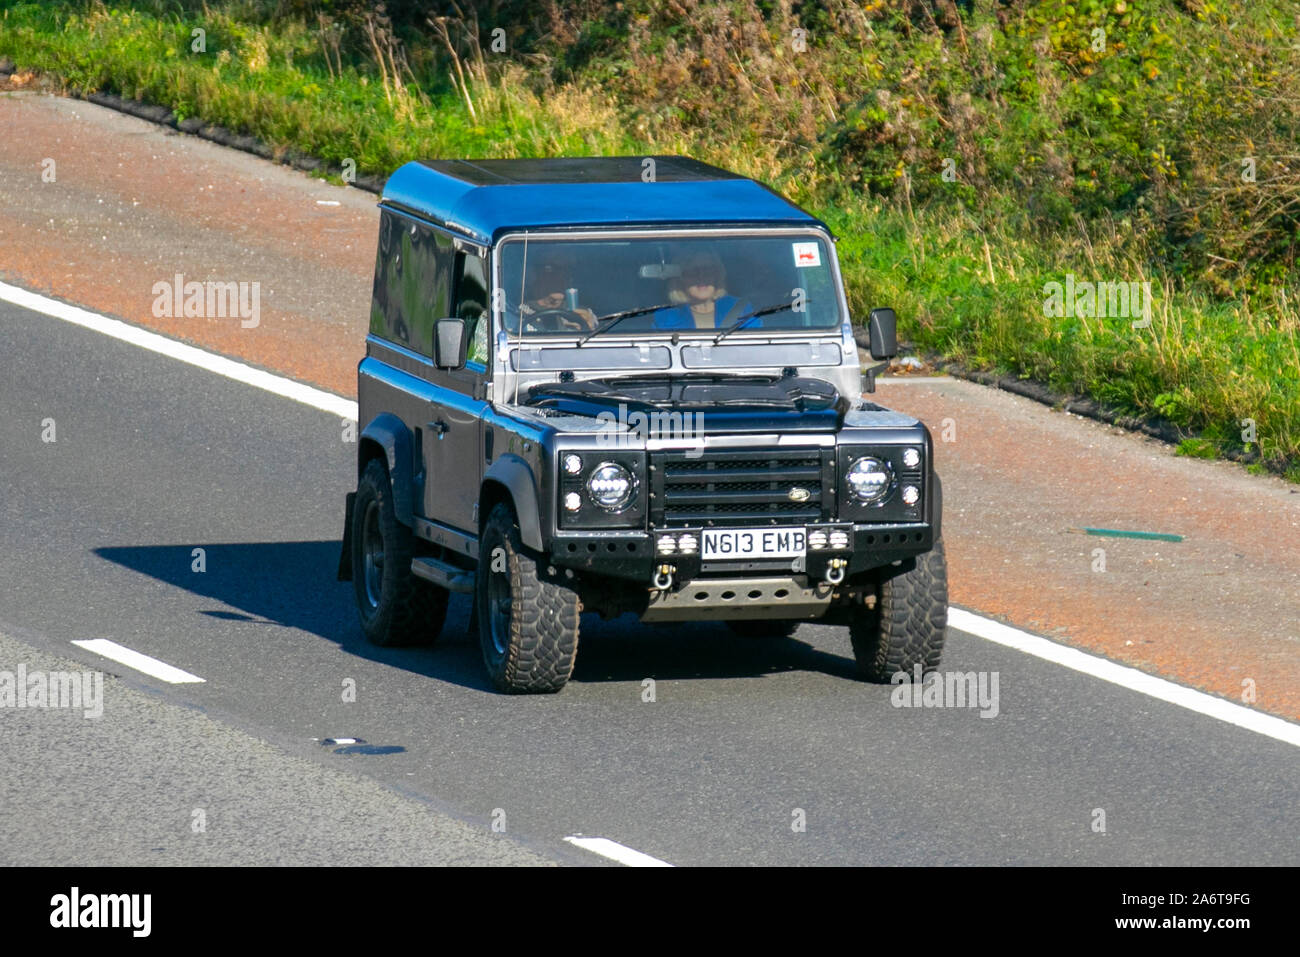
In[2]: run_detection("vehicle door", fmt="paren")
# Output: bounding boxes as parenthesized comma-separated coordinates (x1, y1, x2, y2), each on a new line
(421, 238, 490, 533)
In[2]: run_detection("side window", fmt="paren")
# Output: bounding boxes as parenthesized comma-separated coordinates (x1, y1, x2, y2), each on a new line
(369, 210, 456, 354)
(454, 250, 490, 366)
(369, 211, 410, 345)
(403, 222, 454, 358)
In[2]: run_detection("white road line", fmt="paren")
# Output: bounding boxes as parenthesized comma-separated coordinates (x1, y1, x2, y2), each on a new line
(6, 281, 1298, 749)
(564, 836, 674, 867)
(71, 639, 205, 684)
(0, 281, 358, 421)
(948, 608, 1300, 749)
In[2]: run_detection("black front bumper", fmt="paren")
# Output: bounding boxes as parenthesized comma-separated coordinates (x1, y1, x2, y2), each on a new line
(548, 521, 934, 584)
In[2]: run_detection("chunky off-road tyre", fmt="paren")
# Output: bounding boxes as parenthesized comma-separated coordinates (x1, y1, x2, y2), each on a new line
(477, 503, 580, 693)
(726, 619, 800, 639)
(849, 539, 948, 682)
(351, 459, 449, 647)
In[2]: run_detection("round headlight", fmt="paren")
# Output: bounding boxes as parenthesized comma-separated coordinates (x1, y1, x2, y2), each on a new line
(846, 456, 892, 504)
(587, 462, 635, 511)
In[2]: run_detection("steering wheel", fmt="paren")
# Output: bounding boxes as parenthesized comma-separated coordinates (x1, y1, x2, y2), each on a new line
(522, 308, 591, 333)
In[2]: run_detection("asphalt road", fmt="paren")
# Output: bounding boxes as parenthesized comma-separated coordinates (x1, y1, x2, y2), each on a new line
(1, 300, 1296, 866)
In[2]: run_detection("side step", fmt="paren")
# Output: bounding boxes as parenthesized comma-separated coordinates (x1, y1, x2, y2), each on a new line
(411, 556, 476, 593)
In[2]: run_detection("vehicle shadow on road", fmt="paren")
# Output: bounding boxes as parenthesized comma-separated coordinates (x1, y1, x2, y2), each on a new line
(573, 615, 860, 684)
(94, 541, 490, 690)
(94, 541, 859, 691)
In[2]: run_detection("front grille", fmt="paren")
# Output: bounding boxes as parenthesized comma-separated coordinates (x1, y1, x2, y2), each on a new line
(651, 448, 834, 527)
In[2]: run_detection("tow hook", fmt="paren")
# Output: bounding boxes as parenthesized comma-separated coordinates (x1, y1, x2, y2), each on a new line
(653, 564, 675, 591)
(824, 558, 847, 585)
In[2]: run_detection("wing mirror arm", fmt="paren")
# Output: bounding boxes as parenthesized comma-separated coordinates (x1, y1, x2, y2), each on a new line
(860, 360, 889, 395)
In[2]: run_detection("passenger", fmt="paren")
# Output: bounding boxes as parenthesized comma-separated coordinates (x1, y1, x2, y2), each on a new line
(653, 250, 755, 331)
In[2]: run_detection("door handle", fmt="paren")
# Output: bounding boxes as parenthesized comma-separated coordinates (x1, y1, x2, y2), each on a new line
(429, 419, 449, 439)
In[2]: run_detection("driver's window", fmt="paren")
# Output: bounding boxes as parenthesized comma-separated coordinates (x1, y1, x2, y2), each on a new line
(499, 243, 586, 335)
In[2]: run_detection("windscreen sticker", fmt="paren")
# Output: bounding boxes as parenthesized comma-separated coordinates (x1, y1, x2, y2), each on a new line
(792, 242, 821, 268)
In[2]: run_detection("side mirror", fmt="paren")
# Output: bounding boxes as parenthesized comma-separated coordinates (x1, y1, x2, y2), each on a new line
(434, 317, 468, 370)
(867, 307, 898, 361)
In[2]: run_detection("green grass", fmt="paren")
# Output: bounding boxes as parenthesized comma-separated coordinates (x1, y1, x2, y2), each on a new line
(0, 0, 1296, 475)
(1177, 438, 1219, 459)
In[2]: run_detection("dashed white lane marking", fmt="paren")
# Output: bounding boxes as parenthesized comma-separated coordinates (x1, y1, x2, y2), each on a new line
(0, 281, 358, 421)
(5, 282, 1297, 749)
(948, 608, 1300, 749)
(71, 639, 205, 684)
(564, 836, 674, 867)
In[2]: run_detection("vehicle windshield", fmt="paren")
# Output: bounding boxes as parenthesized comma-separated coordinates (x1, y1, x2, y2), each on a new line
(496, 233, 841, 339)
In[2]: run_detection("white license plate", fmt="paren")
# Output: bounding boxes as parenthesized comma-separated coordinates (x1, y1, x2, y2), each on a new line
(701, 527, 806, 560)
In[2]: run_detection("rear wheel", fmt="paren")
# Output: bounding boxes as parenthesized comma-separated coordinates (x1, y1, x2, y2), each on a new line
(477, 503, 580, 693)
(351, 459, 448, 646)
(848, 540, 948, 682)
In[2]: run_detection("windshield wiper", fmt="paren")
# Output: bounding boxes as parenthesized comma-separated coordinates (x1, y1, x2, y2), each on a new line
(712, 297, 804, 345)
(577, 302, 678, 345)
(578, 295, 807, 346)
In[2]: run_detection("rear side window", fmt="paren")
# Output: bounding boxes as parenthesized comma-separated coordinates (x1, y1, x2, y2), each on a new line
(369, 211, 406, 345)
(369, 210, 454, 356)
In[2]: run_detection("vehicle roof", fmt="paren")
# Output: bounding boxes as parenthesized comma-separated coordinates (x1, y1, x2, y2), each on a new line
(379, 157, 829, 244)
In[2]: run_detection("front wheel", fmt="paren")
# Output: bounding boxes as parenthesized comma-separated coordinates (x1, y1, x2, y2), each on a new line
(476, 503, 580, 693)
(848, 540, 948, 682)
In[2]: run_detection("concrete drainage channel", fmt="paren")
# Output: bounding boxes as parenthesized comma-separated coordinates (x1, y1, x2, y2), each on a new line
(79, 89, 389, 193)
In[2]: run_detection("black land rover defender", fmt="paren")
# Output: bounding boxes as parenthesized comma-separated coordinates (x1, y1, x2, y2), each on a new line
(339, 157, 947, 693)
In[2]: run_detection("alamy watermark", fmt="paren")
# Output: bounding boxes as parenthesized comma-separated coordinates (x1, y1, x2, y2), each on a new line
(151, 274, 260, 328)
(891, 665, 1000, 718)
(1043, 273, 1152, 328)
(0, 663, 103, 718)
(50, 888, 150, 937)
(596, 402, 705, 458)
